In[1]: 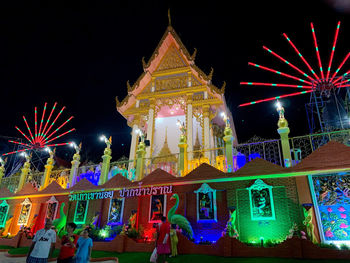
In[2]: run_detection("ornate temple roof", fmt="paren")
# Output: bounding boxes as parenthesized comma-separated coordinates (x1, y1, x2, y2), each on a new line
(116, 24, 225, 116)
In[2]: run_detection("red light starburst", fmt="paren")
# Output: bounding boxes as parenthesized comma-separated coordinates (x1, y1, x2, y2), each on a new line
(3, 102, 75, 156)
(239, 21, 350, 107)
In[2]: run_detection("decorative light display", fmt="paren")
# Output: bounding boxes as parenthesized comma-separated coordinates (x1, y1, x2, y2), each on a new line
(0, 200, 9, 228)
(239, 21, 350, 107)
(3, 102, 75, 156)
(74, 200, 89, 225)
(310, 173, 350, 242)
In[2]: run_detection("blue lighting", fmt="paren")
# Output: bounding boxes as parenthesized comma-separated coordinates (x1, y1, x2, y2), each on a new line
(77, 170, 101, 186)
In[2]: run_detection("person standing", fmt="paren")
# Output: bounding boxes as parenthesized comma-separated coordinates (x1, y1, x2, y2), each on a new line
(75, 228, 93, 263)
(26, 219, 56, 263)
(169, 224, 178, 258)
(57, 222, 79, 263)
(156, 216, 170, 263)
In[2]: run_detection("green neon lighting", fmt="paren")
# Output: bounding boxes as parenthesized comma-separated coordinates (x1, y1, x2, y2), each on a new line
(276, 71, 281, 75)
(316, 47, 318, 51)
(285, 61, 289, 64)
(311, 70, 315, 74)
(0, 200, 9, 227)
(248, 82, 253, 85)
(247, 179, 276, 221)
(272, 84, 277, 86)
(255, 64, 260, 67)
(320, 67, 323, 71)
(312, 28, 315, 32)
(275, 96, 280, 99)
(301, 91, 307, 94)
(299, 79, 304, 82)
(304, 73, 308, 77)
(287, 37, 290, 41)
(328, 67, 331, 71)
(297, 86, 303, 88)
(333, 47, 335, 51)
(73, 200, 89, 225)
(251, 102, 256, 104)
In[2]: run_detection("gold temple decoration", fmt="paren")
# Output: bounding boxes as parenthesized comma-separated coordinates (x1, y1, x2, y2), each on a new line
(152, 127, 177, 164)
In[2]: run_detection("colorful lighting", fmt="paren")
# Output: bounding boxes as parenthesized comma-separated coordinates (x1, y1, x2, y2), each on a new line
(240, 22, 349, 107)
(3, 103, 75, 156)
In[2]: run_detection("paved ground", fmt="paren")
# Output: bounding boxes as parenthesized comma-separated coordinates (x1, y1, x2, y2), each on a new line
(0, 252, 117, 263)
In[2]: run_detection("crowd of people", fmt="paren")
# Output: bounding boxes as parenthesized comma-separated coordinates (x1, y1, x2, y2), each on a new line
(25, 216, 179, 263)
(26, 219, 93, 263)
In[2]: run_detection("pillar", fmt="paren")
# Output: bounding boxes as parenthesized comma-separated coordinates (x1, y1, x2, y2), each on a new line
(178, 134, 188, 177)
(223, 122, 234, 173)
(128, 115, 140, 176)
(276, 105, 292, 167)
(145, 100, 155, 159)
(203, 105, 210, 159)
(99, 146, 112, 185)
(41, 150, 55, 190)
(135, 140, 146, 181)
(69, 152, 80, 188)
(186, 94, 193, 159)
(18, 154, 31, 192)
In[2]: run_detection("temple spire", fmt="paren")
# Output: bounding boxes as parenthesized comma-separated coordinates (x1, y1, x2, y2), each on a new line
(168, 9, 172, 27)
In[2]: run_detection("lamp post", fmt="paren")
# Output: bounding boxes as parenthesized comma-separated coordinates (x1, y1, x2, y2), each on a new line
(69, 142, 81, 188)
(276, 101, 292, 167)
(177, 120, 188, 177)
(98, 135, 112, 185)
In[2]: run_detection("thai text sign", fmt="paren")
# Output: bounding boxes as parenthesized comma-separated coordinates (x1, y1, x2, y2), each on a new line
(119, 185, 173, 198)
(69, 191, 114, 201)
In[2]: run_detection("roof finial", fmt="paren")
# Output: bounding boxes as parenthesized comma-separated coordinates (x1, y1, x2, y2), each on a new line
(168, 9, 172, 27)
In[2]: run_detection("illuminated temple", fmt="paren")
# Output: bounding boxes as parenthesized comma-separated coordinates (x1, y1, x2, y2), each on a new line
(1, 18, 350, 259)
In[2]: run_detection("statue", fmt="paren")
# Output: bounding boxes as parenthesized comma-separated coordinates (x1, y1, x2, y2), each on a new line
(167, 194, 193, 238)
(303, 205, 317, 243)
(225, 207, 239, 238)
(52, 203, 67, 238)
(128, 210, 137, 229)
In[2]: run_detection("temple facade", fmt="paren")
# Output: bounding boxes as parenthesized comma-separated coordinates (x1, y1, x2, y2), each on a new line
(116, 23, 237, 178)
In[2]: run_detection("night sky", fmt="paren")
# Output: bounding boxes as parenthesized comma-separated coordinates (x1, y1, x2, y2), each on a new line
(0, 0, 349, 163)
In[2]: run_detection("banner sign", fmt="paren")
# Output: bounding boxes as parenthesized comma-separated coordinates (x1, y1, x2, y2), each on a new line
(119, 185, 173, 198)
(69, 191, 114, 201)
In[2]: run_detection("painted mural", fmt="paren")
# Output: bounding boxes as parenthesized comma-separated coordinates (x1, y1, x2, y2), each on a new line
(312, 173, 350, 241)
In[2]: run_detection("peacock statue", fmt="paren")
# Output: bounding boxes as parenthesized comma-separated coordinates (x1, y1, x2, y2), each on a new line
(52, 203, 67, 237)
(167, 194, 193, 239)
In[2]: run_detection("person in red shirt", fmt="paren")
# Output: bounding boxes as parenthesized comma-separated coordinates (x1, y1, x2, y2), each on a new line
(57, 222, 79, 263)
(156, 216, 170, 263)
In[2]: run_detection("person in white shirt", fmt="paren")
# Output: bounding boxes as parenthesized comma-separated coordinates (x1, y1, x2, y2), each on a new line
(26, 218, 56, 263)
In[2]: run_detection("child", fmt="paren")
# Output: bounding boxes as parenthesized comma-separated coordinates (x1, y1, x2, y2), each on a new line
(74, 228, 93, 263)
(170, 224, 178, 257)
(58, 222, 79, 263)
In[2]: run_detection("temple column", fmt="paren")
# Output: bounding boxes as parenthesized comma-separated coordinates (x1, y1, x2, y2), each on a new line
(276, 103, 292, 167)
(99, 138, 112, 185)
(18, 153, 31, 192)
(69, 145, 81, 188)
(223, 120, 234, 172)
(41, 149, 55, 190)
(203, 105, 210, 159)
(135, 140, 146, 181)
(186, 93, 193, 160)
(145, 99, 155, 159)
(128, 115, 140, 176)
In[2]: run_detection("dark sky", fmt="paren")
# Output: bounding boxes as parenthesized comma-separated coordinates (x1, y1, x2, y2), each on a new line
(0, 0, 349, 162)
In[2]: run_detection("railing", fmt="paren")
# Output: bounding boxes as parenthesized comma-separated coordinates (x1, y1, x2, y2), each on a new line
(1, 129, 349, 192)
(0, 175, 20, 193)
(27, 171, 44, 190)
(290, 129, 350, 159)
(49, 169, 70, 188)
